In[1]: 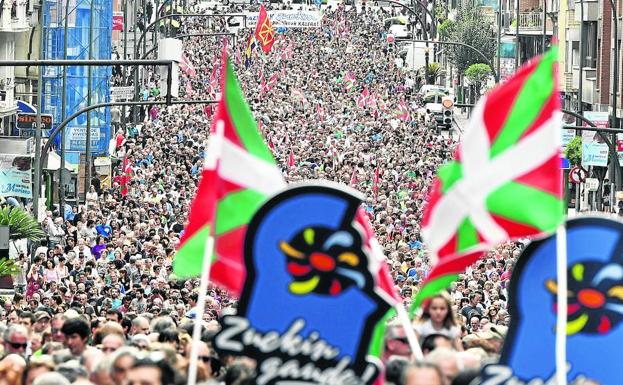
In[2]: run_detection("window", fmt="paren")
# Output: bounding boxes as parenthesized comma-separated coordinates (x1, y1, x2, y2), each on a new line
(584, 21, 598, 68)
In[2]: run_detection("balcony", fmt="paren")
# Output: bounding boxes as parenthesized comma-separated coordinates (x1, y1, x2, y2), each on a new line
(502, 11, 554, 35)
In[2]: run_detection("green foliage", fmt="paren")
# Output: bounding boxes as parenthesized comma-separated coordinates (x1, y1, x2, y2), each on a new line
(0, 206, 45, 241)
(565, 136, 583, 166)
(465, 63, 492, 84)
(465, 63, 492, 99)
(0, 258, 20, 277)
(438, 19, 455, 41)
(445, 8, 497, 74)
(425, 62, 442, 84)
(434, 4, 447, 22)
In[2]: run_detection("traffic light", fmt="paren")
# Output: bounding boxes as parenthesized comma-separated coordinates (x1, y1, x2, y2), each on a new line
(441, 96, 453, 128)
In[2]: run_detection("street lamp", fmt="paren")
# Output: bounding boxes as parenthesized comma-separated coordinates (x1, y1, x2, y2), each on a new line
(0, 59, 178, 218)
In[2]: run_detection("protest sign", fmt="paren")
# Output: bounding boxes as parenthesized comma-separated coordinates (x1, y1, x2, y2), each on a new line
(480, 217, 623, 385)
(214, 184, 393, 385)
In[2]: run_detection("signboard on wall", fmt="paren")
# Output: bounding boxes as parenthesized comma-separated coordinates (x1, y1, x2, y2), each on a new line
(0, 154, 32, 199)
(113, 13, 124, 31)
(581, 111, 610, 167)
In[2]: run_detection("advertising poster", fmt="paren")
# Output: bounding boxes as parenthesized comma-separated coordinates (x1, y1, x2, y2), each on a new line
(0, 155, 32, 199)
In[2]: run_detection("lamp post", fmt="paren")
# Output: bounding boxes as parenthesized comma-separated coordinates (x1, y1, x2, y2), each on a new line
(1, 59, 178, 215)
(606, 0, 620, 193)
(397, 38, 499, 81)
(40, 99, 217, 171)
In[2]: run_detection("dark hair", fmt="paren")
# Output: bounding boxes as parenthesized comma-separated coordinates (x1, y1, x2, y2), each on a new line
(132, 356, 178, 385)
(385, 356, 409, 385)
(19, 311, 35, 323)
(421, 333, 452, 355)
(223, 362, 256, 385)
(61, 317, 90, 339)
(106, 309, 123, 322)
(157, 329, 179, 344)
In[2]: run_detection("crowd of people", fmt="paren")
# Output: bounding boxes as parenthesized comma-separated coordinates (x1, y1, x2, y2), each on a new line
(2, 2, 527, 385)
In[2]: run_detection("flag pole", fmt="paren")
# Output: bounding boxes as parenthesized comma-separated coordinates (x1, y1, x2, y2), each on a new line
(187, 117, 224, 385)
(395, 302, 424, 361)
(555, 224, 568, 385)
(187, 235, 214, 385)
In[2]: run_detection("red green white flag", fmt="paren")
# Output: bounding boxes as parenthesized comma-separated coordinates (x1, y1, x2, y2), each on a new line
(173, 54, 285, 296)
(411, 47, 564, 313)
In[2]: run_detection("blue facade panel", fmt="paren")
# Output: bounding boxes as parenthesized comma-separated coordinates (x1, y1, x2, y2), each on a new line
(42, 0, 113, 165)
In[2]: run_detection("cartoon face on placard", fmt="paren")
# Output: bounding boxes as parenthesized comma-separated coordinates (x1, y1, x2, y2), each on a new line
(480, 217, 623, 385)
(214, 184, 392, 385)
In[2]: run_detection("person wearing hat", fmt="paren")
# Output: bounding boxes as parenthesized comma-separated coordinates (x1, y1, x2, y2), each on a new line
(33, 311, 51, 334)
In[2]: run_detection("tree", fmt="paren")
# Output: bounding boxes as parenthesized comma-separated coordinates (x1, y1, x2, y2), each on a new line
(0, 206, 40, 277)
(437, 19, 454, 42)
(425, 62, 442, 84)
(0, 206, 45, 241)
(465, 63, 492, 99)
(565, 136, 583, 166)
(443, 7, 497, 74)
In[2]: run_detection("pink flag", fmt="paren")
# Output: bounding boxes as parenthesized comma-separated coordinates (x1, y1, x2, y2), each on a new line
(185, 81, 193, 97)
(356, 88, 370, 109)
(350, 168, 358, 186)
(316, 103, 325, 122)
(395, 99, 410, 121)
(234, 45, 243, 67)
(179, 54, 197, 77)
(209, 65, 219, 95)
(288, 149, 296, 169)
(373, 167, 380, 197)
(267, 73, 278, 90)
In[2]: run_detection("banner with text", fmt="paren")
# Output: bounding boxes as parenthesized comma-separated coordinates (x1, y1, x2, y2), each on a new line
(245, 10, 321, 29)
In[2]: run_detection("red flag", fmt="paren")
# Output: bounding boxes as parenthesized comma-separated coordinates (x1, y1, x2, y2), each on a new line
(254, 5, 275, 53)
(120, 157, 132, 196)
(354, 209, 400, 303)
(373, 167, 380, 196)
(288, 149, 296, 169)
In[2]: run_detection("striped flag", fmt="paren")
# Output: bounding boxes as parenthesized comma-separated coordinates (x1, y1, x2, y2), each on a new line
(411, 47, 564, 313)
(244, 35, 257, 69)
(173, 53, 286, 295)
(343, 71, 356, 93)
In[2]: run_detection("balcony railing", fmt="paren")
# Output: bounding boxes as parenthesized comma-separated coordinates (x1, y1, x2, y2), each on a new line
(518, 11, 543, 30)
